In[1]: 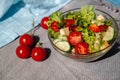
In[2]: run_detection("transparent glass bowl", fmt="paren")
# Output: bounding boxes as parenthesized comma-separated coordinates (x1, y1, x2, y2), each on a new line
(48, 8, 119, 62)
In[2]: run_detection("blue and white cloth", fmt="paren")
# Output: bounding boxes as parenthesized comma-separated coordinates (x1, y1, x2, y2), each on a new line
(0, 0, 71, 48)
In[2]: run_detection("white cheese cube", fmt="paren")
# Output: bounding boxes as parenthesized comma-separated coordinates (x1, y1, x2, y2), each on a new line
(97, 14, 105, 21)
(60, 28, 69, 36)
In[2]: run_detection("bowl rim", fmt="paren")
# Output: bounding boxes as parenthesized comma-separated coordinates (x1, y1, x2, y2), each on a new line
(48, 8, 119, 57)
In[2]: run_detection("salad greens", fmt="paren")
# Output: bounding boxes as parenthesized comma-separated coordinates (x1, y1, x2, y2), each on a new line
(49, 11, 63, 23)
(79, 5, 95, 27)
(48, 28, 59, 39)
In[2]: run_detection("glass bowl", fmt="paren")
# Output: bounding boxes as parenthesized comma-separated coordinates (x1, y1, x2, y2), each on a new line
(48, 8, 119, 62)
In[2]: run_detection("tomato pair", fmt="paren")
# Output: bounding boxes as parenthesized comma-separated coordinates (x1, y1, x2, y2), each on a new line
(16, 34, 33, 59)
(16, 34, 46, 62)
(67, 31, 89, 54)
(41, 16, 60, 32)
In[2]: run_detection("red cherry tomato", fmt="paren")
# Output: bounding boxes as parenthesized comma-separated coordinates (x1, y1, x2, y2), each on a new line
(16, 45, 31, 59)
(75, 42, 89, 54)
(31, 47, 46, 61)
(68, 31, 82, 46)
(40, 17, 49, 29)
(51, 21, 59, 32)
(19, 34, 33, 46)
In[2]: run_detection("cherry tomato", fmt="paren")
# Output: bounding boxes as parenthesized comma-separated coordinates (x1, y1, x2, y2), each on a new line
(19, 34, 33, 46)
(16, 45, 31, 59)
(75, 42, 89, 54)
(68, 31, 82, 46)
(51, 21, 59, 32)
(40, 17, 49, 29)
(31, 47, 46, 61)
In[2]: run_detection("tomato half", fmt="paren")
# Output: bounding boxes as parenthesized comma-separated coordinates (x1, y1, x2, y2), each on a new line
(99, 25, 108, 32)
(64, 19, 75, 31)
(89, 24, 100, 33)
(75, 42, 89, 54)
(40, 17, 49, 29)
(16, 45, 31, 59)
(31, 47, 46, 61)
(68, 31, 82, 46)
(51, 21, 59, 32)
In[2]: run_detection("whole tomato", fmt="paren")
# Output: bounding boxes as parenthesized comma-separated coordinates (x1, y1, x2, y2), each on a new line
(19, 34, 33, 46)
(16, 45, 31, 59)
(31, 47, 46, 61)
(40, 17, 49, 29)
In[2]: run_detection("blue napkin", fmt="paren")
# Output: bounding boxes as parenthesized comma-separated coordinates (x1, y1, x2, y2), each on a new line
(0, 0, 71, 48)
(107, 0, 120, 7)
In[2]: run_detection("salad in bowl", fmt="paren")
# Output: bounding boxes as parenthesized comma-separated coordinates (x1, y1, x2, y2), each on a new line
(41, 5, 119, 62)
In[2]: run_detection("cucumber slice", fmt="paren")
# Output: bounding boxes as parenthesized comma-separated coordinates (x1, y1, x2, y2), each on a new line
(55, 41, 70, 52)
(53, 39, 61, 44)
(58, 35, 67, 41)
(102, 26, 114, 41)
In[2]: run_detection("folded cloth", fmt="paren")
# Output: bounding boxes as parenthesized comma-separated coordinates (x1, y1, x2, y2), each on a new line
(0, 0, 20, 18)
(0, 0, 71, 48)
(107, 0, 120, 7)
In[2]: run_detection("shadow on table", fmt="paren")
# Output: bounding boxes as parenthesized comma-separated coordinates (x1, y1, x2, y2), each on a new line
(44, 48, 51, 60)
(0, 1, 25, 21)
(91, 42, 120, 62)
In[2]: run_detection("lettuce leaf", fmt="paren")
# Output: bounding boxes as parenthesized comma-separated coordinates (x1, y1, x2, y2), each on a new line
(48, 28, 59, 39)
(80, 5, 95, 27)
(49, 11, 63, 23)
